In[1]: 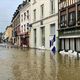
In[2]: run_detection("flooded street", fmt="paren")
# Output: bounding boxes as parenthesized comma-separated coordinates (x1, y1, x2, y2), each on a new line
(0, 46, 80, 80)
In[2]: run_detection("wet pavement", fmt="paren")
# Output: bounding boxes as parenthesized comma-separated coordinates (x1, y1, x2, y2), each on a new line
(0, 45, 80, 80)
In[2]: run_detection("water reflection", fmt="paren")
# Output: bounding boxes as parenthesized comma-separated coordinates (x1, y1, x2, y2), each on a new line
(0, 47, 80, 80)
(13, 64, 22, 80)
(57, 54, 80, 80)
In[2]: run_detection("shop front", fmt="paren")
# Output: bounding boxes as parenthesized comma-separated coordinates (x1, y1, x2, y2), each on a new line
(20, 32, 29, 48)
(59, 27, 80, 52)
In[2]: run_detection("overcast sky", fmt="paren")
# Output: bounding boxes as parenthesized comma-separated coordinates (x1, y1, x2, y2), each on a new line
(0, 0, 23, 32)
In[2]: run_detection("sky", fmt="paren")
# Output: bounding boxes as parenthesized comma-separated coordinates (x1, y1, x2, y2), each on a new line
(0, 0, 23, 33)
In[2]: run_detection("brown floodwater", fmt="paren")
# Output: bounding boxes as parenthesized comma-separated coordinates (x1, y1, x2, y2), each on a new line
(0, 46, 80, 80)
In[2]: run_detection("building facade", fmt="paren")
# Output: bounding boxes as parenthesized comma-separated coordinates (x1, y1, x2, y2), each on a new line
(58, 0, 80, 52)
(30, 0, 58, 50)
(12, 5, 20, 46)
(19, 0, 31, 47)
(4, 24, 13, 43)
(11, 0, 58, 51)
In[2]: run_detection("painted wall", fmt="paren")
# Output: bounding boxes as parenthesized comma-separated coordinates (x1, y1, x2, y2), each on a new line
(30, 0, 58, 50)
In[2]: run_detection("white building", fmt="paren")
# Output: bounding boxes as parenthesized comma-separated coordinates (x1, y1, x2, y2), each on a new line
(19, 0, 31, 47)
(19, 0, 58, 51)
(29, 0, 58, 51)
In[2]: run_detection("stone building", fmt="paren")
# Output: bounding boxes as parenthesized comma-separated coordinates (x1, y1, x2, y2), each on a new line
(11, 0, 58, 51)
(4, 24, 13, 43)
(30, 0, 58, 51)
(19, 0, 31, 47)
(11, 5, 21, 46)
(58, 0, 80, 52)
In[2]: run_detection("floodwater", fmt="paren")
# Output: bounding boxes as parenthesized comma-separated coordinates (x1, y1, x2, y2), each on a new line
(0, 46, 80, 80)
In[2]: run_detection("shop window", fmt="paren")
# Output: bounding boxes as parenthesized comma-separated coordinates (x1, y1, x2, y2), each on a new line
(65, 39, 69, 50)
(70, 38, 75, 50)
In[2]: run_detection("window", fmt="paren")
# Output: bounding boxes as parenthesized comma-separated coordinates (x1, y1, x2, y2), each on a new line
(68, 12, 76, 26)
(41, 4, 44, 18)
(21, 15, 23, 22)
(65, 39, 69, 50)
(33, 0, 36, 3)
(41, 27, 45, 47)
(77, 11, 80, 25)
(34, 29, 36, 47)
(27, 23, 29, 30)
(24, 12, 26, 20)
(76, 38, 80, 51)
(24, 24, 26, 32)
(27, 10, 29, 20)
(50, 0, 55, 14)
(21, 25, 23, 33)
(40, 20, 43, 25)
(33, 9, 36, 21)
(60, 15, 66, 28)
(61, 39, 65, 50)
(70, 38, 75, 51)
(50, 24, 55, 35)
